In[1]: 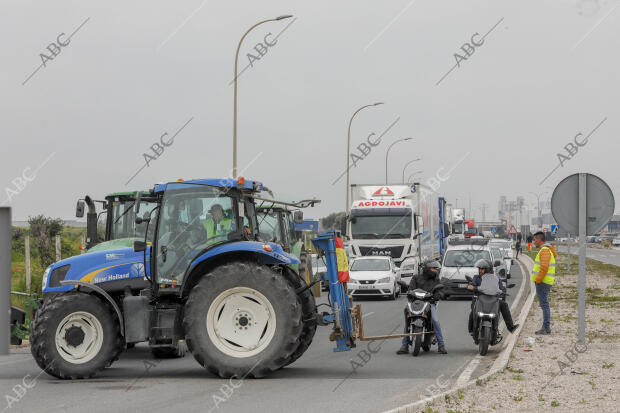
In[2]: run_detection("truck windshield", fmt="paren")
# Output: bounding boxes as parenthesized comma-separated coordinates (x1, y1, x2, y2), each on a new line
(452, 222, 463, 234)
(443, 250, 491, 267)
(351, 215, 411, 239)
(155, 183, 238, 284)
(351, 259, 391, 271)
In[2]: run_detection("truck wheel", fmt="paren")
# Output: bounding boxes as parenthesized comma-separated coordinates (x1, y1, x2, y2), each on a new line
(281, 267, 317, 367)
(184, 262, 302, 378)
(30, 292, 122, 379)
(151, 341, 187, 359)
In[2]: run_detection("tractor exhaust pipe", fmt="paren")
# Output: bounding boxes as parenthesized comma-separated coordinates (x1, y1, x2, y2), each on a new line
(84, 195, 99, 249)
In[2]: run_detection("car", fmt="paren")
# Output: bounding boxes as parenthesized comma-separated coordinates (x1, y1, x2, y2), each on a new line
(347, 256, 401, 300)
(490, 239, 513, 278)
(613, 237, 620, 246)
(490, 246, 508, 280)
(439, 239, 506, 299)
(312, 253, 329, 291)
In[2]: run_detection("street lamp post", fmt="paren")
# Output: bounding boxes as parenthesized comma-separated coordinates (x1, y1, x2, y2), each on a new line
(529, 191, 548, 230)
(385, 138, 412, 184)
(233, 15, 293, 178)
(407, 171, 423, 183)
(401, 158, 422, 183)
(345, 102, 384, 214)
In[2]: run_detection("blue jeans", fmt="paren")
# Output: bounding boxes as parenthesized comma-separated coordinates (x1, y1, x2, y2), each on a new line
(535, 282, 552, 331)
(402, 303, 445, 347)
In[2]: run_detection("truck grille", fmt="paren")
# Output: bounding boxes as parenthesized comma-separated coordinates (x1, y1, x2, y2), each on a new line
(358, 246, 404, 258)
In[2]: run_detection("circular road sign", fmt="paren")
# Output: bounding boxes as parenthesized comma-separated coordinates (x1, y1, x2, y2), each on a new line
(551, 173, 615, 236)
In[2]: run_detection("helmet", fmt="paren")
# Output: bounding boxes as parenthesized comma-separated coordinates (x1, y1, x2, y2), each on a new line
(425, 260, 441, 270)
(474, 259, 492, 271)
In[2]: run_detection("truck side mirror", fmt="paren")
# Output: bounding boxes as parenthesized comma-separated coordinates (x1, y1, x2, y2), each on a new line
(494, 260, 501, 267)
(293, 210, 303, 224)
(417, 215, 424, 234)
(76, 200, 85, 218)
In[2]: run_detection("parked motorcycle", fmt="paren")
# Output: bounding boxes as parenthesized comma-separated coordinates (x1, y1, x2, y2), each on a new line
(465, 275, 515, 355)
(405, 284, 444, 356)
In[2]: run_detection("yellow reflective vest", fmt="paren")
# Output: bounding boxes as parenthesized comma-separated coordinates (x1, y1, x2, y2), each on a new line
(203, 218, 232, 241)
(531, 244, 556, 285)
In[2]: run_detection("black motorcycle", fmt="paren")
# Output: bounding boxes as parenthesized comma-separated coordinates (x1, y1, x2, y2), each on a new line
(405, 284, 444, 356)
(465, 275, 515, 355)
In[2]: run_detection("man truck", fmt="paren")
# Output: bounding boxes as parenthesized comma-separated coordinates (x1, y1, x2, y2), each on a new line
(346, 184, 448, 284)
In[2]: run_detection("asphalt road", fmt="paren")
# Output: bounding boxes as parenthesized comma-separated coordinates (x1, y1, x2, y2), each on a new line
(556, 245, 620, 267)
(0, 264, 523, 413)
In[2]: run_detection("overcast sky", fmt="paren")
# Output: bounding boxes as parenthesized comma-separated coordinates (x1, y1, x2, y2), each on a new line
(2, 0, 619, 223)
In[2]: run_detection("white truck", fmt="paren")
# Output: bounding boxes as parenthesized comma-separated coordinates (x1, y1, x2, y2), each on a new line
(346, 183, 445, 283)
(448, 207, 466, 242)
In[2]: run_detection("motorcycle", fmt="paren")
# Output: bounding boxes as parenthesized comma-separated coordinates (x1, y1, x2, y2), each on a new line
(465, 275, 515, 355)
(405, 284, 444, 356)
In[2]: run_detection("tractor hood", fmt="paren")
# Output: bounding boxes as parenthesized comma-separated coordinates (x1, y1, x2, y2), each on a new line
(87, 238, 143, 253)
(42, 246, 149, 293)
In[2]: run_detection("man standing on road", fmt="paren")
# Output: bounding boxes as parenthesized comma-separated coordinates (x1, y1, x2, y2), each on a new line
(532, 231, 557, 335)
(515, 239, 522, 259)
(526, 233, 533, 251)
(396, 261, 447, 355)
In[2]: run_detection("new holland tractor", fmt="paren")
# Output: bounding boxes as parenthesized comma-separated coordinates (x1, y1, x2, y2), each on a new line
(31, 177, 420, 380)
(31, 178, 319, 379)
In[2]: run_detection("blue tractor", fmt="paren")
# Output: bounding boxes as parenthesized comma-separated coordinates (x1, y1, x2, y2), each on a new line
(31, 178, 318, 379)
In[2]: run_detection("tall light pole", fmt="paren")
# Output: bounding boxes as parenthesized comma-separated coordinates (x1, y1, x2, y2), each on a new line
(401, 158, 422, 183)
(345, 102, 384, 214)
(233, 15, 293, 178)
(529, 191, 548, 230)
(385, 138, 412, 184)
(407, 170, 423, 182)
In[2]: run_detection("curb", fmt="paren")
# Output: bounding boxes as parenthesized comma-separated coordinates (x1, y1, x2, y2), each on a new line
(384, 256, 536, 413)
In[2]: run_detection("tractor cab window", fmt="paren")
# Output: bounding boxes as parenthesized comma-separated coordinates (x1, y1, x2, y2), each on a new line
(257, 209, 281, 243)
(109, 198, 157, 242)
(155, 183, 238, 284)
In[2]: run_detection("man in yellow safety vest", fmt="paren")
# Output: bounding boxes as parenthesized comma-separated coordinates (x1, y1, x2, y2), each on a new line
(203, 204, 233, 244)
(531, 231, 557, 334)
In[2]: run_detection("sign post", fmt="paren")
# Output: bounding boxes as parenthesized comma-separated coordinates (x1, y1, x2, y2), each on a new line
(567, 233, 571, 273)
(0, 207, 10, 355)
(551, 173, 614, 345)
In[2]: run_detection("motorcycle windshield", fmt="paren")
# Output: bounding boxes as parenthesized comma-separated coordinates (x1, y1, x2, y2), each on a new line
(475, 294, 499, 314)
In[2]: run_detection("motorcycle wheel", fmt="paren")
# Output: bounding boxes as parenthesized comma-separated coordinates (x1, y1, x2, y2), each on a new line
(479, 326, 490, 356)
(412, 326, 423, 356)
(422, 332, 432, 352)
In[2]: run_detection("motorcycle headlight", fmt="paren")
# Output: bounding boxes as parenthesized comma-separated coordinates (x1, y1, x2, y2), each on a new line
(41, 266, 51, 290)
(377, 277, 391, 284)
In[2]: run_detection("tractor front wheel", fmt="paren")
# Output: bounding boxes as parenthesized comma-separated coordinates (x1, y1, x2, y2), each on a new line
(30, 292, 123, 379)
(184, 262, 302, 378)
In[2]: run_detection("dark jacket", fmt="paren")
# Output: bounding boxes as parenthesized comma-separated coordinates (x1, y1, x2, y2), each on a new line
(526, 235, 533, 243)
(408, 269, 444, 300)
(472, 273, 506, 298)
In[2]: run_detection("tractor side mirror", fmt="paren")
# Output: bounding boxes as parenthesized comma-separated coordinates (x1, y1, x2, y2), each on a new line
(416, 215, 424, 234)
(76, 200, 85, 218)
(134, 192, 142, 218)
(293, 210, 303, 224)
(133, 240, 147, 252)
(494, 260, 501, 267)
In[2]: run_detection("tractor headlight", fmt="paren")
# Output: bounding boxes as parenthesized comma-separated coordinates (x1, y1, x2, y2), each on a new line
(377, 277, 391, 284)
(41, 266, 51, 290)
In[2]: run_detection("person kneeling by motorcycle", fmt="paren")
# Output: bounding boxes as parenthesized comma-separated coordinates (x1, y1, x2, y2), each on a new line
(397, 260, 447, 355)
(467, 259, 519, 336)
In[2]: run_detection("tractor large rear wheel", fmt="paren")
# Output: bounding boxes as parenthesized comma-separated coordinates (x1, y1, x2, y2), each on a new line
(184, 262, 303, 378)
(30, 292, 123, 379)
(281, 266, 317, 367)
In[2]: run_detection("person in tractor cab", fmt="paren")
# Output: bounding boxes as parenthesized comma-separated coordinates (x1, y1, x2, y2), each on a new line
(203, 203, 233, 243)
(397, 260, 448, 355)
(467, 259, 519, 336)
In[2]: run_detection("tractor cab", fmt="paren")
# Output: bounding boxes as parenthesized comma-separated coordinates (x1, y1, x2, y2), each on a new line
(75, 191, 157, 251)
